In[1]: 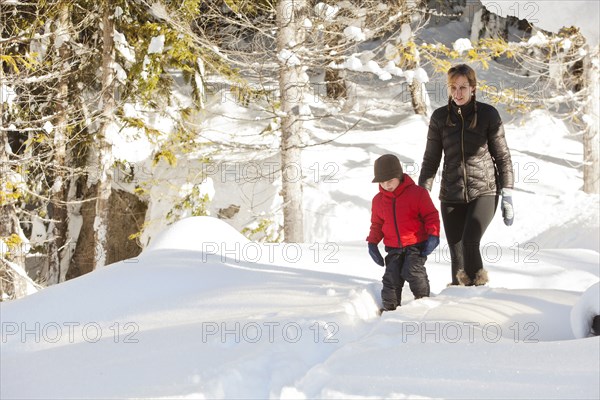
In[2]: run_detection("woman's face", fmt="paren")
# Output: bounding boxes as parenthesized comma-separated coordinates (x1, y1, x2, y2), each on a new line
(449, 75, 474, 106)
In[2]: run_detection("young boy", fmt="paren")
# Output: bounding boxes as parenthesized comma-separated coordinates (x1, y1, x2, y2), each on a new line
(366, 154, 440, 312)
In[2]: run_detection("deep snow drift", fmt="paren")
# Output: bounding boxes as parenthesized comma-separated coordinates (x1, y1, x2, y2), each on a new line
(1, 214, 598, 399)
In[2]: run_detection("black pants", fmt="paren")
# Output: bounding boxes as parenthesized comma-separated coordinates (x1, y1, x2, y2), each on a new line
(381, 245, 429, 310)
(440, 195, 498, 285)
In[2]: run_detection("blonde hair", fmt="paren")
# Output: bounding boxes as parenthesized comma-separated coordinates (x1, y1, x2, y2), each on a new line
(446, 64, 478, 129)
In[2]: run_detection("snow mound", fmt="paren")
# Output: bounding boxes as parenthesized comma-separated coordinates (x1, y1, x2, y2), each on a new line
(145, 216, 250, 253)
(571, 282, 600, 338)
(342, 286, 380, 321)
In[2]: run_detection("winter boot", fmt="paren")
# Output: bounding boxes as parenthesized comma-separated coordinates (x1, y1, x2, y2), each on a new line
(450, 262, 460, 286)
(473, 268, 489, 286)
(456, 269, 473, 286)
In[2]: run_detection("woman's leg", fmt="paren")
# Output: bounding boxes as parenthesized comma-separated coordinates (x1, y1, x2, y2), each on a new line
(462, 196, 499, 282)
(440, 202, 467, 285)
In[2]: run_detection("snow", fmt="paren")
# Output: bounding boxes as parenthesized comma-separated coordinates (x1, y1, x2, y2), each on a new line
(572, 282, 600, 338)
(0, 259, 38, 298)
(1, 6, 599, 400)
(148, 35, 166, 55)
(341, 54, 362, 71)
(414, 67, 429, 83)
(113, 29, 136, 64)
(0, 84, 17, 106)
(331, 55, 394, 81)
(114, 6, 124, 19)
(363, 60, 391, 81)
(2, 101, 600, 396)
(145, 216, 249, 253)
(42, 120, 53, 134)
(383, 61, 403, 77)
(141, 55, 151, 80)
(399, 23, 412, 45)
(112, 61, 128, 83)
(527, 31, 549, 46)
(54, 27, 70, 50)
(343, 26, 366, 42)
(481, 0, 600, 46)
(28, 216, 47, 247)
(453, 38, 473, 54)
(1, 211, 598, 398)
(314, 3, 339, 21)
(278, 49, 301, 66)
(403, 69, 415, 84)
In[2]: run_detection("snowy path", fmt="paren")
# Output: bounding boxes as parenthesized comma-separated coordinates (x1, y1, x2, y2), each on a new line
(1, 217, 598, 399)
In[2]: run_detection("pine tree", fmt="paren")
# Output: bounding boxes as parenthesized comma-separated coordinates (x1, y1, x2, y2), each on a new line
(2, 0, 209, 287)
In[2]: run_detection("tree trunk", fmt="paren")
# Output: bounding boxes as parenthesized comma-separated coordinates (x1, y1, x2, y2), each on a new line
(0, 129, 24, 278)
(409, 79, 428, 116)
(325, 68, 347, 100)
(0, 135, 19, 246)
(0, 125, 27, 299)
(277, 0, 306, 243)
(0, 11, 23, 298)
(43, 3, 71, 285)
(469, 4, 509, 43)
(401, 18, 427, 116)
(92, 2, 116, 268)
(324, 30, 347, 100)
(583, 49, 599, 194)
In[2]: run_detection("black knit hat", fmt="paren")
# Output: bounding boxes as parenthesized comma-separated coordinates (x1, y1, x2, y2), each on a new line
(372, 154, 404, 183)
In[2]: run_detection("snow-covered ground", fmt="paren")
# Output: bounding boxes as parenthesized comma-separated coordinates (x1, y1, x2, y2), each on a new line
(1, 209, 598, 399)
(2, 5, 600, 399)
(1, 101, 599, 398)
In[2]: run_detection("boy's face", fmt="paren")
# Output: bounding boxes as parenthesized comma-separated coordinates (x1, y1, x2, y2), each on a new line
(380, 178, 400, 192)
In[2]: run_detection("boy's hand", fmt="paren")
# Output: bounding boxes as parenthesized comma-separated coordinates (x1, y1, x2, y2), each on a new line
(368, 243, 384, 266)
(421, 235, 440, 257)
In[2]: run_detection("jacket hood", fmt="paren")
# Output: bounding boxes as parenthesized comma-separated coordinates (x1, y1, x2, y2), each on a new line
(379, 175, 416, 197)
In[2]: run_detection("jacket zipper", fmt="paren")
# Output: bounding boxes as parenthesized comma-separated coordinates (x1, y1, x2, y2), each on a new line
(392, 197, 402, 249)
(458, 107, 469, 202)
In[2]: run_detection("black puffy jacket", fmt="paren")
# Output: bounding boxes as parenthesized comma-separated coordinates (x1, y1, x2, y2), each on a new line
(418, 100, 513, 203)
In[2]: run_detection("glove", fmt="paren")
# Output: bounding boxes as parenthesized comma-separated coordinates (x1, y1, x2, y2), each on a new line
(368, 243, 384, 266)
(501, 188, 514, 226)
(421, 235, 440, 257)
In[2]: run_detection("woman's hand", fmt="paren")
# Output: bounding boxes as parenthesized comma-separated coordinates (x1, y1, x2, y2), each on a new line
(501, 189, 514, 226)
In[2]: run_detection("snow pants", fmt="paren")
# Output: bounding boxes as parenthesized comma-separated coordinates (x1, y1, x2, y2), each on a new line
(440, 195, 498, 285)
(381, 245, 429, 310)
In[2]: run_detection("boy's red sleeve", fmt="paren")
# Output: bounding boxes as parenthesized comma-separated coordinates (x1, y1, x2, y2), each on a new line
(366, 195, 384, 244)
(419, 188, 440, 236)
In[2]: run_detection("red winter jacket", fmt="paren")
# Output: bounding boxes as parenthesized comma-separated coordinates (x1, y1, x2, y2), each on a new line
(367, 175, 440, 248)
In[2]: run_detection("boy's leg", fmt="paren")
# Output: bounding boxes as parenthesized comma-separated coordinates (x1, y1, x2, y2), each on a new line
(401, 246, 430, 298)
(381, 253, 405, 310)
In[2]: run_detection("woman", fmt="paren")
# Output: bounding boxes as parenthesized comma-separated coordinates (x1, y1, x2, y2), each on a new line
(418, 64, 514, 286)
